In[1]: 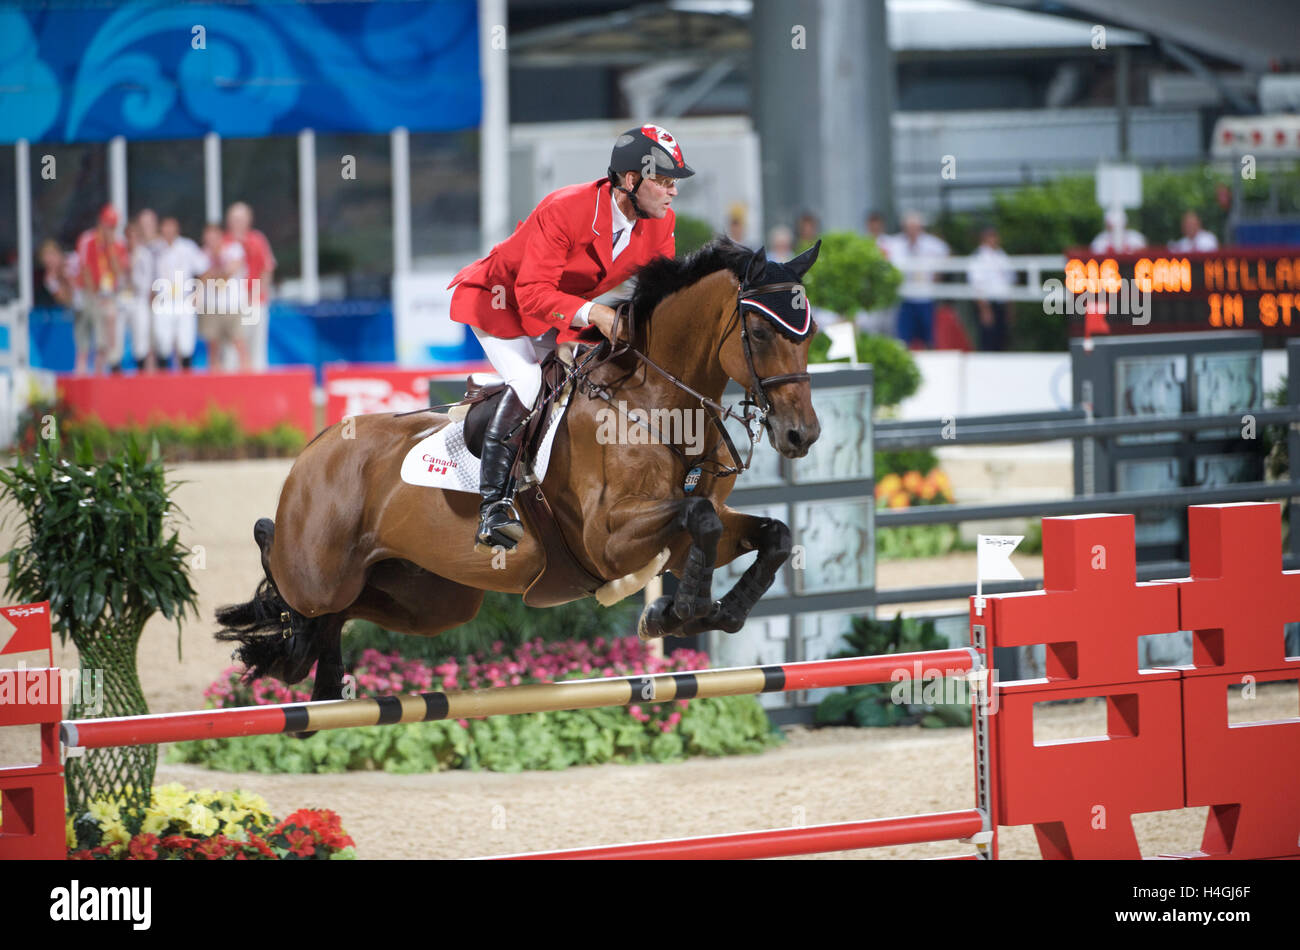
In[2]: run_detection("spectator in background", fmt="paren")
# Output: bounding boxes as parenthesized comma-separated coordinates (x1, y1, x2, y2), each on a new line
(795, 211, 819, 251)
(1169, 210, 1219, 252)
(1090, 207, 1146, 254)
(865, 210, 889, 247)
(727, 202, 749, 245)
(856, 211, 897, 336)
(891, 210, 950, 349)
(75, 204, 130, 374)
(153, 217, 206, 371)
(197, 223, 250, 372)
(967, 226, 1015, 351)
(128, 210, 163, 371)
(767, 225, 794, 260)
(224, 201, 276, 370)
(39, 239, 80, 311)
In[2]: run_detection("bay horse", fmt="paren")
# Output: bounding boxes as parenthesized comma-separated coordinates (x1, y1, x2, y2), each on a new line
(216, 238, 822, 706)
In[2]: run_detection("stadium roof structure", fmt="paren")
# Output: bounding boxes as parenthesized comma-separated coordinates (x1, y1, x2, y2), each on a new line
(509, 0, 1149, 67)
(985, 0, 1297, 71)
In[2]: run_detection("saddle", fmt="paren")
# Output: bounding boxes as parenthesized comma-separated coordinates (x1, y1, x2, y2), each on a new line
(456, 346, 606, 608)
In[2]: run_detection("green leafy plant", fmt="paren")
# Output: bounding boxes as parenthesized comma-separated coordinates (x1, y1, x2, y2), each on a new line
(169, 694, 778, 775)
(876, 524, 960, 560)
(876, 448, 939, 478)
(800, 230, 902, 318)
(673, 214, 716, 258)
(992, 175, 1102, 255)
(0, 436, 200, 815)
(10, 401, 307, 461)
(342, 592, 642, 665)
(809, 331, 921, 408)
(815, 613, 971, 728)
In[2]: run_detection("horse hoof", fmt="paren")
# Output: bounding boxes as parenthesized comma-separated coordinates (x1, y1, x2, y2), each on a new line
(637, 611, 662, 641)
(638, 600, 671, 640)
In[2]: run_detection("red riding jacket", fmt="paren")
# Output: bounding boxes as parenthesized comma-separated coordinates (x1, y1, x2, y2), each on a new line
(448, 178, 676, 344)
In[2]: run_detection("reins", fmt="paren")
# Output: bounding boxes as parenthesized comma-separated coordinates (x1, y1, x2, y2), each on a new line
(570, 277, 810, 479)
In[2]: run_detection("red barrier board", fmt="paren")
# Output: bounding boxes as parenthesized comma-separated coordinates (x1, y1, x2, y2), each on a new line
(58, 370, 316, 434)
(1170, 669, 1300, 859)
(323, 363, 489, 424)
(0, 602, 51, 659)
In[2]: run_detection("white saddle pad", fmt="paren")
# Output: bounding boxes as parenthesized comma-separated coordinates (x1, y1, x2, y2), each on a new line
(399, 383, 573, 494)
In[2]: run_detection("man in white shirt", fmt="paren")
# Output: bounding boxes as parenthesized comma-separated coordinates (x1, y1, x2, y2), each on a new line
(891, 210, 950, 348)
(967, 227, 1015, 351)
(1090, 207, 1147, 254)
(857, 211, 898, 336)
(152, 217, 207, 370)
(1169, 210, 1219, 253)
(129, 209, 165, 370)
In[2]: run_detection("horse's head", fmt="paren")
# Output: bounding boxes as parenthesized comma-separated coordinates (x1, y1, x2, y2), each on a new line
(719, 242, 823, 459)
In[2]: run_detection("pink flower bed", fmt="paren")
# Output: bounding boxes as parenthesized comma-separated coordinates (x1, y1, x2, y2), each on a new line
(207, 637, 712, 713)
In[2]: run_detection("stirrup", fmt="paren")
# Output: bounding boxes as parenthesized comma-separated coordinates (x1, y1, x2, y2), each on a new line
(475, 500, 524, 554)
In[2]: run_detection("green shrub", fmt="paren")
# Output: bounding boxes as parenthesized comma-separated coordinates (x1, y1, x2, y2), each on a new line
(11, 401, 307, 461)
(673, 214, 716, 258)
(168, 695, 779, 774)
(342, 592, 642, 665)
(992, 175, 1101, 254)
(800, 230, 901, 317)
(815, 613, 971, 728)
(876, 524, 959, 560)
(875, 448, 939, 478)
(809, 331, 921, 408)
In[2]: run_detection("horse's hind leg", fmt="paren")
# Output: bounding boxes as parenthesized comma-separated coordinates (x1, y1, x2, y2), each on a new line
(310, 614, 346, 701)
(255, 517, 277, 588)
(348, 559, 486, 638)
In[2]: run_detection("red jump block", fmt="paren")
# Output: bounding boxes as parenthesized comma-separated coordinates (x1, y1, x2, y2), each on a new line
(979, 513, 1181, 689)
(1156, 503, 1300, 678)
(0, 665, 65, 861)
(1163, 669, 1300, 860)
(991, 678, 1185, 859)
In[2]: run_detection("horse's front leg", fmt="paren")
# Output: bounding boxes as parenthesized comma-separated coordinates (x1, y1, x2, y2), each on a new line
(638, 496, 723, 640)
(682, 508, 792, 637)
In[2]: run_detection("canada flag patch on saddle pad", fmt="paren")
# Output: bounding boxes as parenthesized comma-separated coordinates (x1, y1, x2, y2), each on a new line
(399, 384, 572, 494)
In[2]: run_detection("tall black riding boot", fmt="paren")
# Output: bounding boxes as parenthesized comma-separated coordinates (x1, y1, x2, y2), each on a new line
(475, 387, 531, 553)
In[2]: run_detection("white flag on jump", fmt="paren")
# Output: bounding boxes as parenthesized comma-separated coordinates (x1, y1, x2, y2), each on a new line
(977, 534, 1024, 582)
(824, 321, 858, 363)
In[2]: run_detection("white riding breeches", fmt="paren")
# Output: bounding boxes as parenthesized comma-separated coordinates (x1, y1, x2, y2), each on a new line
(471, 326, 558, 407)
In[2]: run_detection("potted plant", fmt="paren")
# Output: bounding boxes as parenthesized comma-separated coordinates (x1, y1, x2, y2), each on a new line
(0, 436, 200, 816)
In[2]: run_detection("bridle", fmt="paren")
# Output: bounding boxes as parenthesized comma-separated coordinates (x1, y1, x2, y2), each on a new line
(572, 277, 811, 479)
(734, 280, 812, 416)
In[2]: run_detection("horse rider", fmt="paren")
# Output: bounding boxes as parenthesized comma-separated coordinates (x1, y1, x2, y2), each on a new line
(448, 125, 695, 552)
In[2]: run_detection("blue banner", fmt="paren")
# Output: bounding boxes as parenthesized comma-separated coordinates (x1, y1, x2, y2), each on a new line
(0, 0, 481, 144)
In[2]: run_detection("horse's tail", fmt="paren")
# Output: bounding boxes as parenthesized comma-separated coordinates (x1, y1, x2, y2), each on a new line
(214, 518, 320, 684)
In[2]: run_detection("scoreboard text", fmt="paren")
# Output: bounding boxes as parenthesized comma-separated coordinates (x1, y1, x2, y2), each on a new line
(1064, 249, 1300, 333)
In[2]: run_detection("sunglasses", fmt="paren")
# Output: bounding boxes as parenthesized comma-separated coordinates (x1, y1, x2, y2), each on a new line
(643, 174, 680, 189)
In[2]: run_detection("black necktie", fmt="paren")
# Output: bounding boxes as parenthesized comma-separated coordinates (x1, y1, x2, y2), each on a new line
(613, 228, 624, 248)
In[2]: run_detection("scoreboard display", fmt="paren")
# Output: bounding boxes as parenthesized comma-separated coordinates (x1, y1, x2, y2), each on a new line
(1064, 248, 1300, 338)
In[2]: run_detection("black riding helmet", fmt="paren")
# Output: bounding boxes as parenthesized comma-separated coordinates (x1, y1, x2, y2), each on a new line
(608, 125, 695, 219)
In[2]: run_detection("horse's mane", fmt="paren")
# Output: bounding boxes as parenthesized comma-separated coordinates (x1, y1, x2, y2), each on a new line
(624, 236, 753, 325)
